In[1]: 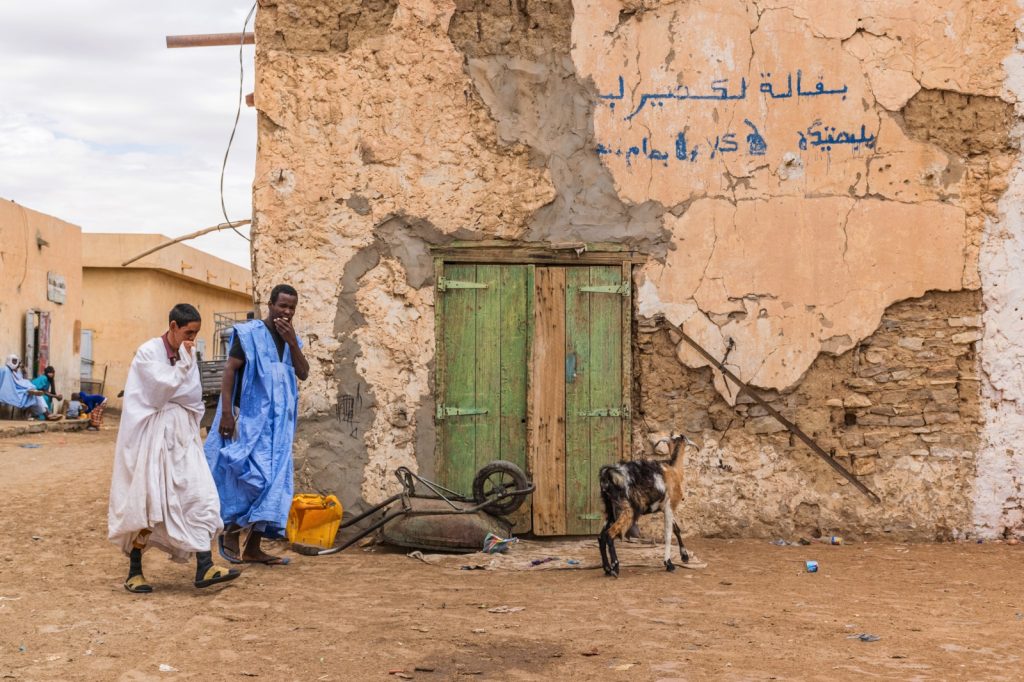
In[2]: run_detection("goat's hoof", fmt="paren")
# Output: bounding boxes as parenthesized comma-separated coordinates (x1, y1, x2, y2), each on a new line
(664, 560, 675, 572)
(681, 551, 690, 564)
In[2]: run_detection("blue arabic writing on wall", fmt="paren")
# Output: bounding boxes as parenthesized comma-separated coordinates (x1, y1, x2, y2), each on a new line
(595, 70, 876, 166)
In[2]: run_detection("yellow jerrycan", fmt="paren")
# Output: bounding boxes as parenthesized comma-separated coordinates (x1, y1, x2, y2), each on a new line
(286, 494, 343, 549)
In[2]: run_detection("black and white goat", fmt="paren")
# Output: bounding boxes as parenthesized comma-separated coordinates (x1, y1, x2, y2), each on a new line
(598, 433, 698, 577)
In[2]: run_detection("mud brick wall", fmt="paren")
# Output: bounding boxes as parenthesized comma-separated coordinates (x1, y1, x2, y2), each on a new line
(252, 0, 1024, 538)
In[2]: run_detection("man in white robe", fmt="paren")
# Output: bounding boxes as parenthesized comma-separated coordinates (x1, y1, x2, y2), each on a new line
(108, 303, 241, 593)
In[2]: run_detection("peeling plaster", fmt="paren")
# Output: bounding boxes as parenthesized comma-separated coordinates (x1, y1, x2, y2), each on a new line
(254, 0, 1023, 537)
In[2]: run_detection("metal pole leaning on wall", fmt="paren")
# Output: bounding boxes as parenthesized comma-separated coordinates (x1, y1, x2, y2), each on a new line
(657, 316, 882, 505)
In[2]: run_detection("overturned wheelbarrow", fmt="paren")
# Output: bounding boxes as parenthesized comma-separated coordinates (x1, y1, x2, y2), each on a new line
(291, 461, 534, 556)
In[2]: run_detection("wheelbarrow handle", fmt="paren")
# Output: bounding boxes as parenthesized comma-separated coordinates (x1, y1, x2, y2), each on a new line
(293, 506, 410, 556)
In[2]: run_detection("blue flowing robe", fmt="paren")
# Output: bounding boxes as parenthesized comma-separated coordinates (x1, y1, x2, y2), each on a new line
(204, 321, 300, 538)
(0, 367, 41, 410)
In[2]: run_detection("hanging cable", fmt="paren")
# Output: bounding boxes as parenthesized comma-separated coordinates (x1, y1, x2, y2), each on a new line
(219, 1, 257, 242)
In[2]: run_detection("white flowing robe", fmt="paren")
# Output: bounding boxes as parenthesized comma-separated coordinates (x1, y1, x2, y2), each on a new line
(108, 337, 223, 561)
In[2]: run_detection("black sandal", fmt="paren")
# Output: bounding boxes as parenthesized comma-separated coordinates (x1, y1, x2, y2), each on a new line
(124, 574, 153, 594)
(194, 565, 241, 589)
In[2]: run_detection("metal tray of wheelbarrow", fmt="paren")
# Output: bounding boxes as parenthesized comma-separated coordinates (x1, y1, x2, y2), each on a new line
(378, 498, 511, 553)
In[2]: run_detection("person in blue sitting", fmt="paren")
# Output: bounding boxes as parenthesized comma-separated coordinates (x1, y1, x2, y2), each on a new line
(204, 284, 309, 565)
(1, 355, 59, 421)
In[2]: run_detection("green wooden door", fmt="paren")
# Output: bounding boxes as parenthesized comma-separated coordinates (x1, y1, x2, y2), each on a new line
(437, 261, 630, 536)
(564, 266, 629, 535)
(436, 264, 532, 496)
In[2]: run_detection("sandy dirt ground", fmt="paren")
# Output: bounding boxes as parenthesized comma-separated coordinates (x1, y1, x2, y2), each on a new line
(1, 426, 1022, 681)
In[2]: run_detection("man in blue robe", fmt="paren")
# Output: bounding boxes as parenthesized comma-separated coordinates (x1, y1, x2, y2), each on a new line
(205, 284, 309, 565)
(1, 355, 52, 420)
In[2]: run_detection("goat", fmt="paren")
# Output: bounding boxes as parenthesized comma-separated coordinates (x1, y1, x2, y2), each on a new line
(598, 433, 698, 577)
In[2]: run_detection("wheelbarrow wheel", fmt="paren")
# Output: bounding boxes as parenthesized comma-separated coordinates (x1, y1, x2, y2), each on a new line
(472, 461, 530, 516)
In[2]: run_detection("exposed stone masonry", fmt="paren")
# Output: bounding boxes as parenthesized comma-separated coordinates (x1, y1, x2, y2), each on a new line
(636, 291, 983, 540)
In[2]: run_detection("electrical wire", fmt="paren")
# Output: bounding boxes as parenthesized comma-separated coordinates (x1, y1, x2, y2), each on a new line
(219, 1, 257, 243)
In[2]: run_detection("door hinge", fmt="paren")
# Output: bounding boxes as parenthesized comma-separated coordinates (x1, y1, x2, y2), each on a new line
(437, 278, 488, 292)
(436, 405, 488, 419)
(578, 283, 628, 296)
(576, 406, 627, 418)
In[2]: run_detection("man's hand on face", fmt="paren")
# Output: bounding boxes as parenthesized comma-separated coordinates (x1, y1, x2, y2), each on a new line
(273, 317, 298, 346)
(182, 340, 195, 356)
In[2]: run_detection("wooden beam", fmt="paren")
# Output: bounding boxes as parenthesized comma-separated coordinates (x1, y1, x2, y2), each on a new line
(166, 32, 254, 49)
(120, 220, 251, 267)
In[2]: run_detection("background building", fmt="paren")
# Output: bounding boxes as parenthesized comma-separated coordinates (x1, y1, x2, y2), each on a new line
(81, 233, 253, 409)
(0, 198, 83, 404)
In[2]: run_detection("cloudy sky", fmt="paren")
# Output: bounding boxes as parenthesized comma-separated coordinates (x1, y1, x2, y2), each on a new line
(0, 2, 257, 267)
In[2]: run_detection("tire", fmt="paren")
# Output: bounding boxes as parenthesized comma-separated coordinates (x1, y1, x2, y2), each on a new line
(472, 461, 530, 516)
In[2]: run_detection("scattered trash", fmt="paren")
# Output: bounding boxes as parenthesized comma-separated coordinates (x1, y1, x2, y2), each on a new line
(1008, 538, 1020, 546)
(471, 628, 487, 634)
(0, 596, 21, 601)
(158, 664, 178, 672)
(487, 605, 525, 614)
(529, 557, 556, 567)
(566, 559, 580, 566)
(1015, 612, 1023, 621)
(85, 649, 94, 656)
(410, 626, 430, 633)
(19, 444, 41, 449)
(17, 645, 26, 654)
(482, 532, 518, 554)
(31, 536, 42, 541)
(847, 633, 880, 642)
(805, 560, 819, 573)
(459, 565, 486, 571)
(771, 539, 789, 546)
(387, 671, 413, 680)
(977, 539, 984, 544)
(581, 649, 600, 657)
(414, 667, 435, 673)
(611, 663, 635, 671)
(240, 673, 258, 677)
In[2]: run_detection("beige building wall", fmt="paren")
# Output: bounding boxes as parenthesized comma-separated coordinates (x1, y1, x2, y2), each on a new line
(82, 234, 253, 409)
(251, 1, 1024, 539)
(0, 198, 82, 403)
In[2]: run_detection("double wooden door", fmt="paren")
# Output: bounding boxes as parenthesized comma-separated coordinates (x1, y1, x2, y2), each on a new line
(436, 263, 631, 535)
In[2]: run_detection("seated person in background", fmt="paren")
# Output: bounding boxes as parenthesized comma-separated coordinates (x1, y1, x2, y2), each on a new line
(64, 395, 84, 419)
(32, 366, 63, 413)
(1, 355, 59, 421)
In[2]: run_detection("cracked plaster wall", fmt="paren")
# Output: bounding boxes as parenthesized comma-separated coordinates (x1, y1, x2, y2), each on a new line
(253, 0, 1024, 536)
